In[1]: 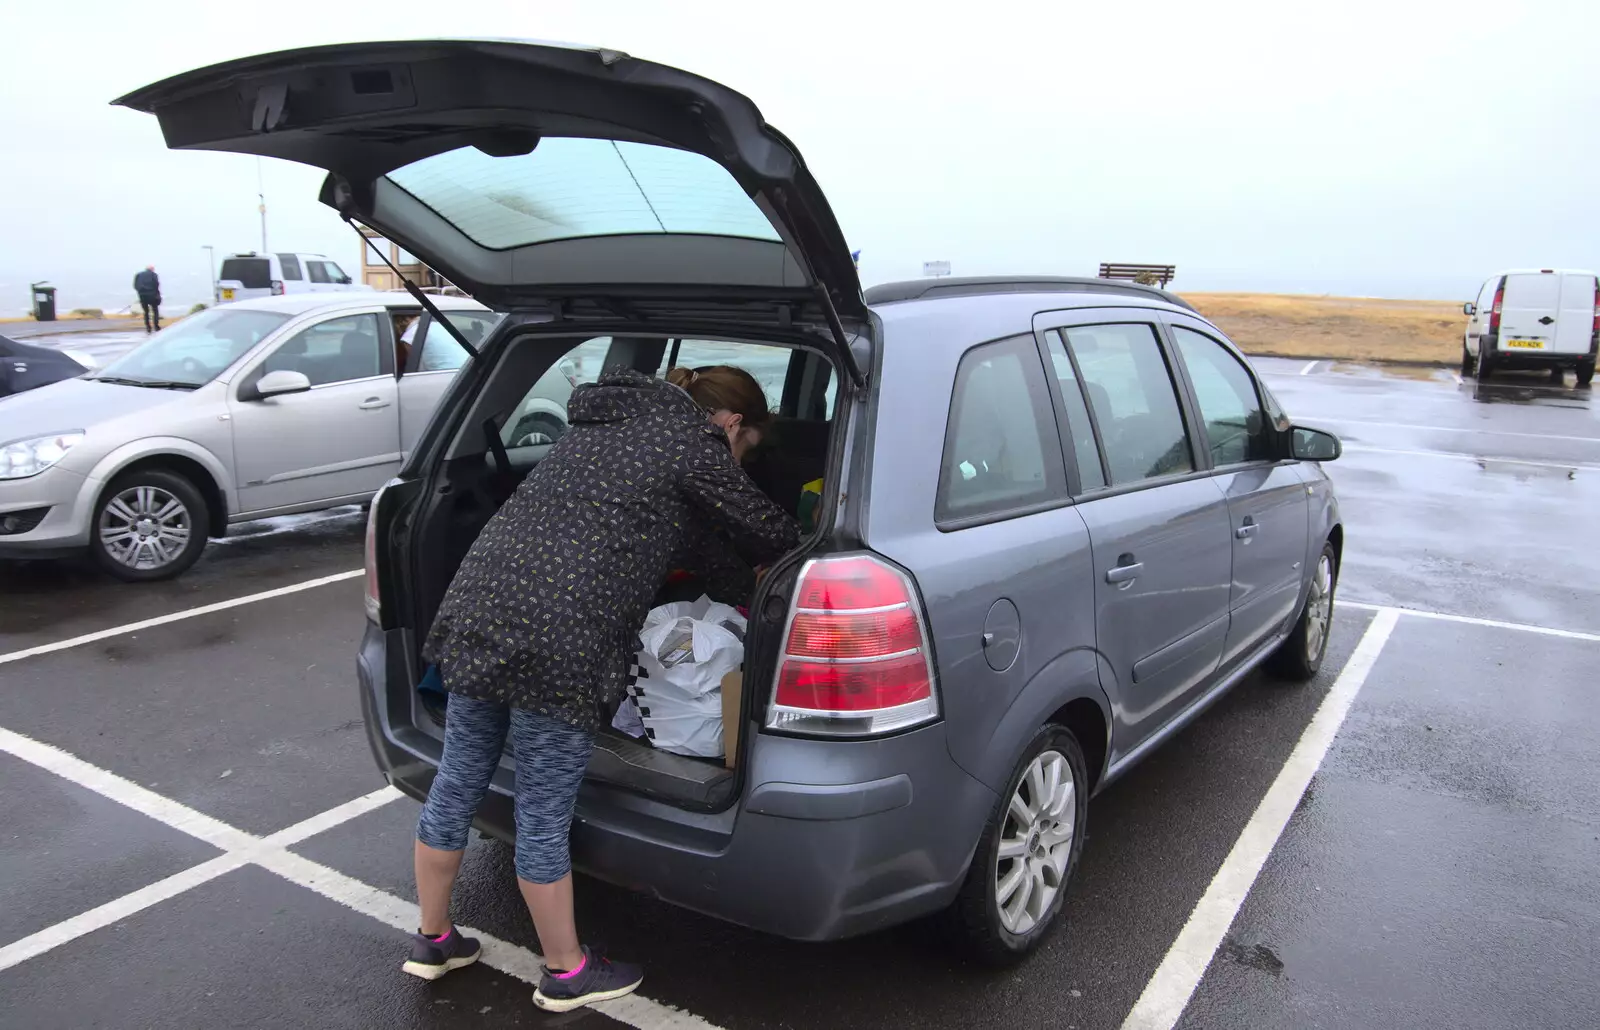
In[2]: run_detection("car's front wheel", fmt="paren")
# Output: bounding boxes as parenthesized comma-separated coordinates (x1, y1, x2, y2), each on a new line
(90, 469, 208, 582)
(1268, 540, 1337, 681)
(947, 725, 1088, 965)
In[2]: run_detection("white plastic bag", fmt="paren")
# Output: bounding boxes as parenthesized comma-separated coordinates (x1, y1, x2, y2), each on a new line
(627, 596, 746, 757)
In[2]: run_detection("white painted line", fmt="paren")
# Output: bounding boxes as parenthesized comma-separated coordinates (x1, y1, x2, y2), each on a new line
(1299, 360, 1321, 376)
(0, 568, 363, 667)
(262, 786, 403, 849)
(0, 853, 248, 972)
(0, 726, 254, 851)
(1120, 608, 1400, 1030)
(0, 721, 722, 1028)
(1296, 414, 1600, 445)
(1340, 443, 1600, 473)
(1341, 600, 1600, 643)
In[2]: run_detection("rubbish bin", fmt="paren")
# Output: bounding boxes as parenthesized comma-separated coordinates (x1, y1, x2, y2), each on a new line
(30, 283, 56, 322)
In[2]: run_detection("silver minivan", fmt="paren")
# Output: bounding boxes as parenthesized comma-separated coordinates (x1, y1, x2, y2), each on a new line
(118, 39, 1347, 961)
(0, 293, 582, 580)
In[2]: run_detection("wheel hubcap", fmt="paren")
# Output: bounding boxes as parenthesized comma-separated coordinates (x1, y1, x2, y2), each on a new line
(1305, 554, 1334, 661)
(100, 486, 191, 570)
(995, 749, 1077, 935)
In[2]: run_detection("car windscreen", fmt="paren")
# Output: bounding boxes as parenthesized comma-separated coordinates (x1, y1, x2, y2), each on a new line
(219, 257, 272, 289)
(94, 308, 290, 386)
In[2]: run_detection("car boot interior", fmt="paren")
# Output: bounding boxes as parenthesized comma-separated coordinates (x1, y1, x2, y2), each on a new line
(406, 329, 839, 809)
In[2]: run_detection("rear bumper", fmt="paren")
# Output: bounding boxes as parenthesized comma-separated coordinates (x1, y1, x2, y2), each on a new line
(358, 624, 997, 941)
(1479, 334, 1597, 368)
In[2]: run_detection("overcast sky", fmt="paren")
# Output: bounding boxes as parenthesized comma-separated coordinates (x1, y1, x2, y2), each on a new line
(2, 0, 1595, 314)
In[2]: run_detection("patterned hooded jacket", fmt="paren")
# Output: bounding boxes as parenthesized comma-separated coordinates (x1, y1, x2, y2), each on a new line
(423, 368, 801, 730)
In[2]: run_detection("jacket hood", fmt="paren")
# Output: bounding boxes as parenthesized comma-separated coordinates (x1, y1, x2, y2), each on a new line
(567, 368, 703, 426)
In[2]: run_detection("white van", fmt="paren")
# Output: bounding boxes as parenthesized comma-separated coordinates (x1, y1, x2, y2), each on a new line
(215, 252, 373, 304)
(1463, 269, 1597, 385)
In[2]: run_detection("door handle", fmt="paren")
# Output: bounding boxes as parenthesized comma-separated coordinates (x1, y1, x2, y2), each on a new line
(1106, 562, 1143, 585)
(1236, 517, 1259, 539)
(358, 397, 391, 410)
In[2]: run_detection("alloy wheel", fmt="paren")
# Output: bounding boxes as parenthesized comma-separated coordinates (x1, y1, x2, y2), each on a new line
(995, 749, 1077, 934)
(99, 485, 192, 570)
(1305, 553, 1334, 661)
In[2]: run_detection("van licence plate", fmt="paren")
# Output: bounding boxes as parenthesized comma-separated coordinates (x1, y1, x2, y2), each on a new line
(221, 288, 234, 300)
(1506, 339, 1544, 349)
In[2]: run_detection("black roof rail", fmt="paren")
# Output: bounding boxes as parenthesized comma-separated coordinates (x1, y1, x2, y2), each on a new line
(862, 276, 1196, 312)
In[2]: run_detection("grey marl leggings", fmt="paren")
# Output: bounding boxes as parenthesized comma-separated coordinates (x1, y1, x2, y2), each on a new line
(416, 692, 595, 883)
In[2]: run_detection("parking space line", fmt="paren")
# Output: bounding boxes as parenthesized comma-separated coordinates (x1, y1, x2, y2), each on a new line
(1299, 360, 1322, 376)
(0, 568, 363, 667)
(0, 721, 720, 1028)
(0, 854, 248, 973)
(1120, 608, 1401, 1030)
(1339, 443, 1600, 473)
(1342, 600, 1600, 643)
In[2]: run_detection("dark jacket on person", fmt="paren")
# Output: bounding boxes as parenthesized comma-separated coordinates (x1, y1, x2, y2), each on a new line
(132, 269, 161, 302)
(423, 368, 800, 731)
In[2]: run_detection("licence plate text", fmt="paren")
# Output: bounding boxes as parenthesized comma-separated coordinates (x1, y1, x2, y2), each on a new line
(221, 288, 234, 300)
(1506, 339, 1544, 349)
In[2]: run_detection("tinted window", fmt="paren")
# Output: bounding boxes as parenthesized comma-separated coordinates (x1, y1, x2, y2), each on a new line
(388, 139, 781, 249)
(324, 262, 349, 283)
(95, 308, 289, 387)
(306, 262, 332, 285)
(1171, 326, 1272, 466)
(937, 335, 1065, 523)
(277, 254, 303, 281)
(264, 313, 383, 387)
(416, 311, 505, 372)
(1044, 332, 1108, 492)
(219, 258, 270, 289)
(501, 339, 610, 446)
(1063, 323, 1193, 485)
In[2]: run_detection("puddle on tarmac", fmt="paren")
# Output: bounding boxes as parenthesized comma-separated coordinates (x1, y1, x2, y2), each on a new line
(1472, 457, 1580, 481)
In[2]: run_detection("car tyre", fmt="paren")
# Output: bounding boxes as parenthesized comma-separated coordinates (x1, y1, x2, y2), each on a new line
(1578, 360, 1594, 388)
(1460, 342, 1475, 377)
(1268, 540, 1338, 682)
(90, 469, 209, 582)
(1477, 349, 1495, 380)
(945, 725, 1088, 966)
(508, 412, 567, 447)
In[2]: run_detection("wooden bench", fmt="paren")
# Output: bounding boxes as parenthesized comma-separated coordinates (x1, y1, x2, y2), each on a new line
(1098, 262, 1176, 288)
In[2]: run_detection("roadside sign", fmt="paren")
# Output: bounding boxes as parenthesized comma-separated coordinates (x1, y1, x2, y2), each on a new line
(923, 260, 951, 278)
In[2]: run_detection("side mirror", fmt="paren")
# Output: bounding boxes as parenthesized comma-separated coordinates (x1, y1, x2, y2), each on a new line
(254, 369, 312, 399)
(338, 276, 353, 285)
(1290, 425, 1341, 462)
(1463, 302, 1477, 316)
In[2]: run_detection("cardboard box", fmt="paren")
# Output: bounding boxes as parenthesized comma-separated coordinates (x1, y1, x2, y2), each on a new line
(720, 668, 743, 768)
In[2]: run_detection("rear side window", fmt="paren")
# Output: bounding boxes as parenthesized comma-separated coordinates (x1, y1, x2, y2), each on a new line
(937, 335, 1066, 524)
(219, 257, 270, 289)
(277, 254, 303, 281)
(306, 262, 332, 284)
(1170, 326, 1272, 466)
(1063, 323, 1193, 486)
(670, 339, 791, 412)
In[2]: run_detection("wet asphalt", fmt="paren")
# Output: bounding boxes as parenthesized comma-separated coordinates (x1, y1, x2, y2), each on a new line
(1, 357, 1596, 1029)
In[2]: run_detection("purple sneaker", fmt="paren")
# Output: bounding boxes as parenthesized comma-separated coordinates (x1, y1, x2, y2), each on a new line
(401, 926, 481, 980)
(533, 945, 643, 1012)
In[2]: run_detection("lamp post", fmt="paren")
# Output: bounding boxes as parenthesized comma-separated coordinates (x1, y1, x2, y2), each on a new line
(202, 245, 215, 305)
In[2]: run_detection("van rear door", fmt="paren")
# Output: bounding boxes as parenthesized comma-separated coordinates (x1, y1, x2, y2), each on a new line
(1553, 274, 1597, 355)
(1498, 273, 1563, 352)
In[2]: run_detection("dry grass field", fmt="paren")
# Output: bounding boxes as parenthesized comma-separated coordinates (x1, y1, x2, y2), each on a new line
(1183, 293, 1464, 365)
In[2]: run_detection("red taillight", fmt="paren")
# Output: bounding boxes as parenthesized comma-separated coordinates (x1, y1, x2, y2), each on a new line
(769, 556, 938, 736)
(271, 280, 285, 296)
(363, 493, 382, 625)
(1489, 280, 1505, 335)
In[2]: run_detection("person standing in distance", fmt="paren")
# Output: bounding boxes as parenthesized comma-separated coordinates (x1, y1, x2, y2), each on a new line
(133, 265, 162, 333)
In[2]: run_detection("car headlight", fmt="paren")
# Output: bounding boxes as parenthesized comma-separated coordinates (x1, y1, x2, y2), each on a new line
(0, 432, 85, 480)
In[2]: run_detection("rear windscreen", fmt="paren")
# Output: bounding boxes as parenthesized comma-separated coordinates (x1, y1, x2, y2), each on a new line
(219, 258, 271, 289)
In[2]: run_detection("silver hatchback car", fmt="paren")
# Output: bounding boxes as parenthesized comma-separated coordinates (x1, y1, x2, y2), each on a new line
(121, 39, 1345, 961)
(0, 293, 580, 580)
